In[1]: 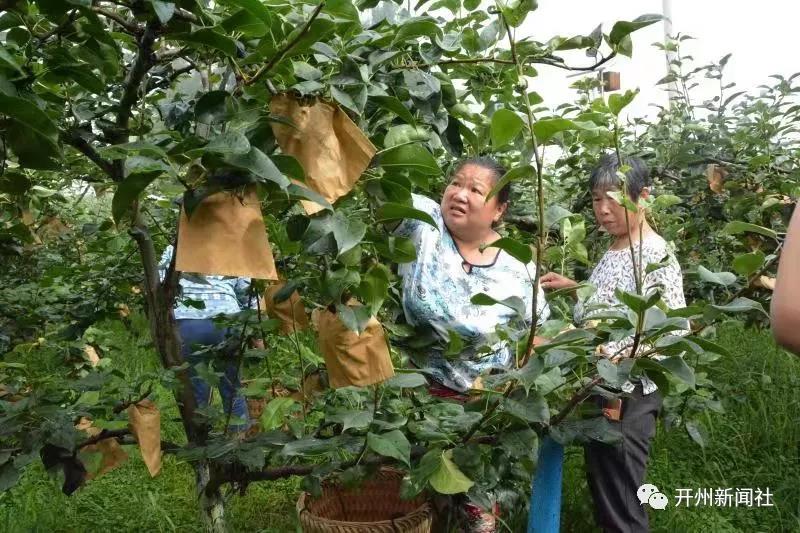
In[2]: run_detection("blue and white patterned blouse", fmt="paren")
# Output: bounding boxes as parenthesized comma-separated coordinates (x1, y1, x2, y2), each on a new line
(158, 245, 256, 320)
(395, 194, 550, 392)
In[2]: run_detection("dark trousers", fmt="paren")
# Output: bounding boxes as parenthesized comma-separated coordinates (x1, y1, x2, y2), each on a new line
(177, 318, 249, 431)
(584, 385, 662, 533)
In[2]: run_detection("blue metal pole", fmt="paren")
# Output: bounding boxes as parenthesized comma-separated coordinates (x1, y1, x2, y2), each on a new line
(527, 436, 565, 533)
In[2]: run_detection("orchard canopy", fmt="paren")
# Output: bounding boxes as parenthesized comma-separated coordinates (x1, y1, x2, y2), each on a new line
(0, 0, 799, 531)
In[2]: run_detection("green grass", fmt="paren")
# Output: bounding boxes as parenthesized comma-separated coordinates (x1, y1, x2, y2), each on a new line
(1, 319, 798, 532)
(561, 322, 800, 533)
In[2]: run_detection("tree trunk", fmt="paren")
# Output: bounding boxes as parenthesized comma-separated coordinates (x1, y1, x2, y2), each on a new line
(197, 462, 228, 533)
(130, 215, 226, 529)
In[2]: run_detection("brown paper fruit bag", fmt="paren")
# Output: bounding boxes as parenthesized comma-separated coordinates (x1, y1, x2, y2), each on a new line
(260, 281, 309, 334)
(269, 94, 376, 215)
(176, 186, 278, 280)
(127, 400, 162, 477)
(312, 307, 394, 388)
(75, 418, 129, 479)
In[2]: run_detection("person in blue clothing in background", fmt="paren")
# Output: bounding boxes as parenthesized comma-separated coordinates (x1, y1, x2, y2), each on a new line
(159, 244, 259, 433)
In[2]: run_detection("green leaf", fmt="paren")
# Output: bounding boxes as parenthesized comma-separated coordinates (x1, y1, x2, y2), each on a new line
(195, 91, 232, 124)
(609, 14, 662, 44)
(384, 125, 430, 148)
(224, 148, 291, 188)
(150, 1, 175, 23)
(544, 204, 573, 229)
(327, 410, 373, 432)
(491, 108, 524, 148)
(488, 237, 532, 264)
(502, 393, 548, 423)
(470, 293, 526, 319)
(303, 211, 366, 255)
(172, 28, 238, 57)
(355, 264, 390, 315)
(732, 251, 765, 277)
(112, 172, 160, 223)
(260, 397, 297, 431)
(711, 297, 768, 317)
(614, 288, 660, 314)
(271, 154, 305, 181)
(221, 0, 272, 24)
(697, 265, 737, 287)
(0, 462, 21, 492)
(0, 46, 22, 73)
(532, 117, 578, 143)
(379, 144, 440, 175)
(385, 372, 428, 389)
(375, 235, 417, 263)
(657, 356, 695, 387)
(486, 165, 533, 201)
(286, 183, 333, 211)
(371, 95, 415, 124)
(375, 203, 438, 229)
(499, 0, 538, 28)
(0, 94, 60, 166)
(100, 141, 169, 160)
(203, 130, 251, 155)
(444, 328, 464, 357)
(652, 194, 682, 209)
(49, 65, 105, 94)
(685, 418, 708, 448)
(722, 221, 778, 240)
(367, 430, 411, 467)
(429, 450, 474, 494)
(607, 89, 638, 116)
(403, 70, 441, 101)
(392, 16, 442, 45)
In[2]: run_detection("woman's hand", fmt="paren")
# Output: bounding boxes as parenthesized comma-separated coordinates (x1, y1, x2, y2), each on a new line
(539, 272, 578, 291)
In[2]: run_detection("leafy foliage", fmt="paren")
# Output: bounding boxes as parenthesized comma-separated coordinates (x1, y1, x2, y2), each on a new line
(0, 1, 796, 529)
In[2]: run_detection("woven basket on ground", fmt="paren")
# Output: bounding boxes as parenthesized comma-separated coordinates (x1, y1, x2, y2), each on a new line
(297, 469, 433, 533)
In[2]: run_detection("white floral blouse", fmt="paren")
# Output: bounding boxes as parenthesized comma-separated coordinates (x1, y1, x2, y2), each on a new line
(574, 233, 687, 395)
(395, 194, 550, 392)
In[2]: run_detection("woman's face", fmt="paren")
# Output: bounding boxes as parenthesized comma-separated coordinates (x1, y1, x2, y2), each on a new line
(592, 186, 646, 236)
(441, 164, 507, 239)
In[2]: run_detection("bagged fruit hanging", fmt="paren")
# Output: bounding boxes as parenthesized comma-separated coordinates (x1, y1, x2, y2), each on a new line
(175, 185, 278, 280)
(260, 281, 309, 334)
(127, 399, 162, 477)
(269, 93, 376, 215)
(312, 306, 394, 388)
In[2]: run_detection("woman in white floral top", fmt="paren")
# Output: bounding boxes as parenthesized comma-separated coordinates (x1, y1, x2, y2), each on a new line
(540, 154, 687, 533)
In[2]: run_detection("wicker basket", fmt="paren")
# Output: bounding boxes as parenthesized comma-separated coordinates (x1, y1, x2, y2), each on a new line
(297, 469, 433, 533)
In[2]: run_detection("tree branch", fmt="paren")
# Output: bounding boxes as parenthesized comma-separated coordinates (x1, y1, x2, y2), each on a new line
(549, 375, 603, 428)
(245, 1, 326, 87)
(116, 20, 158, 135)
(62, 131, 115, 177)
(36, 9, 79, 42)
(393, 52, 617, 72)
(91, 6, 142, 34)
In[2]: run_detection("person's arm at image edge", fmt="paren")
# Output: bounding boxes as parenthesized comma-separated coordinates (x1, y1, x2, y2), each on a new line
(771, 205, 800, 354)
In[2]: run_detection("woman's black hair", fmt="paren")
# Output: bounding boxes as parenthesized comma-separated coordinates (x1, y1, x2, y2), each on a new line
(589, 153, 651, 200)
(451, 156, 510, 204)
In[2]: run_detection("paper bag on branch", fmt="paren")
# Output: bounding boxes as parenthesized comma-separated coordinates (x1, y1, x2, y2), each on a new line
(706, 164, 727, 194)
(76, 418, 129, 479)
(260, 281, 309, 334)
(176, 186, 278, 280)
(269, 93, 376, 215)
(127, 400, 161, 477)
(312, 307, 394, 388)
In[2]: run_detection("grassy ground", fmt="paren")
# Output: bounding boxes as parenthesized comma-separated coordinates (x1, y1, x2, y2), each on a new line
(561, 322, 800, 532)
(1, 319, 798, 532)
